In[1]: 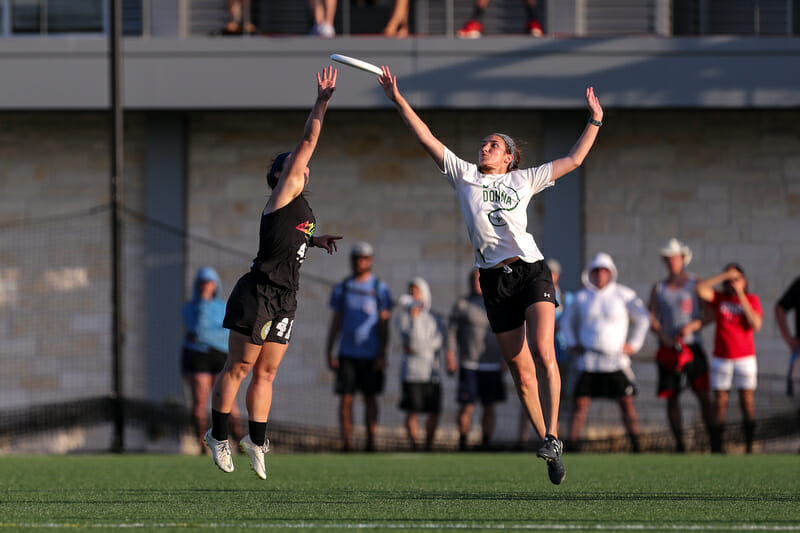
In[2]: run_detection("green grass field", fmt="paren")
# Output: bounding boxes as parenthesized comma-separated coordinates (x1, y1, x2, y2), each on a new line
(0, 453, 798, 531)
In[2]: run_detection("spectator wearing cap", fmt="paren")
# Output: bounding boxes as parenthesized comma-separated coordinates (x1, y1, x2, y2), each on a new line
(561, 252, 650, 452)
(181, 267, 243, 452)
(326, 242, 393, 451)
(648, 238, 713, 452)
(696, 263, 763, 453)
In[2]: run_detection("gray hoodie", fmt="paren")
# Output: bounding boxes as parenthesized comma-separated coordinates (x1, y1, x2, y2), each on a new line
(395, 277, 444, 383)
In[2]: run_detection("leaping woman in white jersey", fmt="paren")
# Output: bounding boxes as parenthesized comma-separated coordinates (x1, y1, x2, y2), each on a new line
(378, 66, 603, 485)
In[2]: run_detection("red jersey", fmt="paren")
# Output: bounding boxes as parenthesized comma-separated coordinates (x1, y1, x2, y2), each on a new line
(711, 291, 762, 359)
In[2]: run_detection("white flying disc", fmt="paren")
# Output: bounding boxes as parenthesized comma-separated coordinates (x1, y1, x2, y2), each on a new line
(330, 54, 383, 76)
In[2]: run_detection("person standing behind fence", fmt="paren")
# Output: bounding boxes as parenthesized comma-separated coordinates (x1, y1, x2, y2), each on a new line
(457, 0, 544, 38)
(446, 269, 507, 451)
(204, 67, 343, 480)
(182, 266, 243, 452)
(775, 275, 800, 448)
(562, 252, 650, 452)
(648, 238, 713, 453)
(326, 242, 393, 451)
(309, 0, 337, 37)
(697, 263, 763, 453)
(396, 277, 444, 451)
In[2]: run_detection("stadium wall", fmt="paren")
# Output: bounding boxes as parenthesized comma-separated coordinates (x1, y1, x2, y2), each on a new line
(0, 107, 798, 450)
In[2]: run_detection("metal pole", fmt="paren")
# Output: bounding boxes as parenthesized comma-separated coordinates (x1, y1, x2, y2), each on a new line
(109, 0, 125, 453)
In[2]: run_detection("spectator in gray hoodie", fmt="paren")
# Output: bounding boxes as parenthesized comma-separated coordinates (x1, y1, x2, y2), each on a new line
(396, 277, 444, 451)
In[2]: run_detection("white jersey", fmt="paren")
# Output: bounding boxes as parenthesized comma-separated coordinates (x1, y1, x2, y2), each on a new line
(442, 147, 553, 269)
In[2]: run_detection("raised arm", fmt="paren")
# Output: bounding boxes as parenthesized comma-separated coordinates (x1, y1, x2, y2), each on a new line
(695, 270, 732, 303)
(268, 66, 337, 211)
(550, 87, 604, 181)
(378, 66, 446, 171)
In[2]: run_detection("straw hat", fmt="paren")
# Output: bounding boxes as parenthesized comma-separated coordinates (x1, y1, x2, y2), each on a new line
(659, 238, 692, 266)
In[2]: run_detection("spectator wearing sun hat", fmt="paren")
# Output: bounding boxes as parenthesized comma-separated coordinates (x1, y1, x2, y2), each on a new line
(326, 241, 393, 451)
(647, 238, 714, 453)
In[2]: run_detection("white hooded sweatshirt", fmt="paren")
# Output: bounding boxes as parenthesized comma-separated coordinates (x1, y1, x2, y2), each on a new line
(395, 277, 444, 383)
(561, 253, 650, 373)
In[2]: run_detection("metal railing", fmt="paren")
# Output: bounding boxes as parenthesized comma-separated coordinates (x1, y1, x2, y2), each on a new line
(0, 0, 795, 38)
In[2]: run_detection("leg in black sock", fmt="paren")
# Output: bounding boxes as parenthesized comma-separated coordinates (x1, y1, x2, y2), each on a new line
(211, 409, 230, 442)
(249, 420, 268, 447)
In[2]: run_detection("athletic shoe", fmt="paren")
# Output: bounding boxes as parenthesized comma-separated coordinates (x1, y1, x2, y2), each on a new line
(204, 429, 234, 473)
(536, 434, 566, 485)
(457, 20, 483, 38)
(240, 435, 270, 480)
(527, 19, 544, 37)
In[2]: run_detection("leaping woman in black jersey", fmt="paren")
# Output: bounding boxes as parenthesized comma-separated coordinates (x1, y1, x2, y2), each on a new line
(205, 66, 342, 480)
(378, 66, 603, 485)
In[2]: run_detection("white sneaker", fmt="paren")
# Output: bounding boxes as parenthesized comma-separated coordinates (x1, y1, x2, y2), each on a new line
(204, 429, 234, 473)
(240, 435, 270, 480)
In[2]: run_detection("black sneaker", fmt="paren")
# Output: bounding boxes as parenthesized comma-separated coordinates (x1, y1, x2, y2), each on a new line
(536, 434, 566, 485)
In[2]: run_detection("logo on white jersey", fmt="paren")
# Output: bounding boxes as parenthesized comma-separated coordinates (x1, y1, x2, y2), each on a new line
(482, 182, 520, 227)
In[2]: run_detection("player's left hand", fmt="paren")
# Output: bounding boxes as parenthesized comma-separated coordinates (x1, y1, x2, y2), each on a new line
(586, 86, 603, 122)
(314, 234, 342, 254)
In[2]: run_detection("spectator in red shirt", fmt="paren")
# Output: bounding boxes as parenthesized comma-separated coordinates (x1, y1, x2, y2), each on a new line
(696, 263, 763, 453)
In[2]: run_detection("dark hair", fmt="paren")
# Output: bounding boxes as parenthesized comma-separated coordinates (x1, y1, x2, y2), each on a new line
(722, 262, 749, 292)
(267, 152, 291, 189)
(507, 142, 521, 171)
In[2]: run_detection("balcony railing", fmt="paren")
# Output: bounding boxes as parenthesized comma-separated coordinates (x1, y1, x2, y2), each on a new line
(0, 0, 795, 38)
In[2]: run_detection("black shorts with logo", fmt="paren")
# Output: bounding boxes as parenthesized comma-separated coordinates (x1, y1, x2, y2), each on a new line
(478, 259, 557, 333)
(223, 270, 297, 346)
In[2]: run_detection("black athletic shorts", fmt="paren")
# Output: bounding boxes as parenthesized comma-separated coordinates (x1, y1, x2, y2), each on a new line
(223, 270, 297, 346)
(457, 368, 507, 406)
(573, 370, 637, 399)
(335, 356, 385, 396)
(657, 343, 711, 399)
(181, 347, 227, 375)
(400, 382, 442, 413)
(478, 259, 557, 333)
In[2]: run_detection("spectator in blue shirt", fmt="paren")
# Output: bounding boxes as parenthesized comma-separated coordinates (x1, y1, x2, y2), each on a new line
(182, 267, 242, 451)
(326, 242, 393, 451)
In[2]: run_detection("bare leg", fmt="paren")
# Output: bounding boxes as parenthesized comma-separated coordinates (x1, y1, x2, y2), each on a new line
(383, 0, 410, 36)
(458, 403, 474, 449)
(525, 301, 560, 436)
(569, 396, 591, 442)
(424, 413, 439, 450)
(666, 395, 683, 451)
(188, 373, 214, 448)
(405, 413, 419, 450)
(619, 395, 641, 451)
(739, 389, 756, 452)
(496, 326, 547, 439)
(365, 394, 379, 451)
(339, 393, 354, 451)
(212, 331, 260, 414)
(481, 403, 496, 446)
(245, 341, 289, 423)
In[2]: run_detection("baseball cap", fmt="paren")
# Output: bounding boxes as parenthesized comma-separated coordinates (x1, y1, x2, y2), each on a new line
(351, 241, 374, 257)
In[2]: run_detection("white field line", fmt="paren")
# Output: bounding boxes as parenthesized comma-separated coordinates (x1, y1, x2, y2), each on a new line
(2, 524, 800, 530)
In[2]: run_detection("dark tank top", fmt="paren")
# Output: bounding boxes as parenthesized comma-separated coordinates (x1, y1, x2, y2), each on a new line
(252, 195, 315, 290)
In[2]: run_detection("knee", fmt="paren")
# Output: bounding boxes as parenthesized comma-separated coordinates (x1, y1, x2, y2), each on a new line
(252, 366, 279, 385)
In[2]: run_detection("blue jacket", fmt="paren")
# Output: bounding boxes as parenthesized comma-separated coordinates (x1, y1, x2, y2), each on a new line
(182, 267, 229, 353)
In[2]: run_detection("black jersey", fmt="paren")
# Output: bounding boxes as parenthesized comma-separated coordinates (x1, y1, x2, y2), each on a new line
(252, 195, 315, 290)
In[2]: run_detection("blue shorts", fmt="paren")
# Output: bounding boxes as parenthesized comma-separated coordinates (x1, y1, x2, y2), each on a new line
(457, 368, 507, 406)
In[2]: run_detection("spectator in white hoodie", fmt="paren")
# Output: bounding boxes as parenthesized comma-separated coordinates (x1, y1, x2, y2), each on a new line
(396, 277, 444, 451)
(562, 252, 650, 452)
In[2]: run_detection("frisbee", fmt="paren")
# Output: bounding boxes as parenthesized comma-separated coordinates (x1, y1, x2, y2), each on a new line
(330, 54, 383, 76)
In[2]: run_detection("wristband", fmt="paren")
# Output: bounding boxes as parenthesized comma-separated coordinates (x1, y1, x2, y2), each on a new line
(588, 118, 603, 127)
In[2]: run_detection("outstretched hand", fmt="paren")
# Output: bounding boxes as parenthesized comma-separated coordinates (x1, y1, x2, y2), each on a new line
(378, 66, 400, 103)
(317, 66, 337, 101)
(314, 234, 342, 254)
(586, 86, 603, 122)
